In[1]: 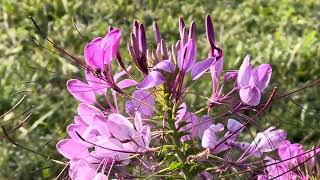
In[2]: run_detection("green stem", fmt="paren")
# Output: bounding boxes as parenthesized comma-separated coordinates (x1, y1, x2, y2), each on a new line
(167, 105, 193, 180)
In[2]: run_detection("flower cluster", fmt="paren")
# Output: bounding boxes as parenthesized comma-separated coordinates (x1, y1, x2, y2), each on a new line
(56, 15, 319, 179)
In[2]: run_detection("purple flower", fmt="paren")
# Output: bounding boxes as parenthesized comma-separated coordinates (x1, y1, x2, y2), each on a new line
(84, 28, 121, 69)
(278, 141, 320, 168)
(138, 71, 165, 90)
(152, 60, 175, 73)
(175, 103, 199, 142)
(177, 39, 196, 73)
(125, 90, 155, 118)
(67, 67, 137, 104)
(201, 119, 243, 154)
(257, 157, 295, 180)
(191, 57, 215, 80)
(258, 141, 320, 180)
(57, 109, 151, 179)
(240, 127, 287, 159)
(67, 79, 97, 104)
(237, 55, 272, 106)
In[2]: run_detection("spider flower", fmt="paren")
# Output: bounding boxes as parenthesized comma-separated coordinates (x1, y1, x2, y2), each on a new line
(57, 104, 150, 179)
(237, 55, 272, 106)
(84, 28, 121, 69)
(258, 141, 320, 180)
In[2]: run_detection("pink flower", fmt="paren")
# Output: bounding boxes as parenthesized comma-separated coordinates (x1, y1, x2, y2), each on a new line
(67, 67, 137, 104)
(175, 103, 199, 142)
(177, 39, 197, 73)
(125, 90, 155, 118)
(84, 28, 121, 70)
(239, 127, 287, 159)
(201, 119, 243, 154)
(57, 106, 151, 179)
(237, 55, 272, 106)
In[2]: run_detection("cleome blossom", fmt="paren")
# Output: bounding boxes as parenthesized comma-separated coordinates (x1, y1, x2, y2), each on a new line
(237, 55, 272, 106)
(258, 141, 320, 180)
(57, 104, 150, 179)
(55, 14, 318, 179)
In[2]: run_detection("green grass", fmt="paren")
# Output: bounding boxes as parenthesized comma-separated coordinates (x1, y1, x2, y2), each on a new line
(0, 0, 319, 179)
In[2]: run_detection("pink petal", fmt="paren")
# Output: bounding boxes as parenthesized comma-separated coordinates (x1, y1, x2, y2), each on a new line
(69, 159, 96, 180)
(104, 29, 122, 64)
(251, 64, 272, 92)
(177, 39, 196, 72)
(141, 125, 151, 148)
(107, 113, 135, 141)
(237, 55, 252, 88)
(134, 112, 143, 132)
(153, 60, 175, 73)
(227, 119, 243, 133)
(67, 124, 86, 140)
(113, 65, 132, 82)
(201, 123, 224, 148)
(197, 115, 213, 139)
(84, 29, 122, 69)
(278, 141, 305, 166)
(90, 114, 111, 136)
(191, 57, 215, 80)
(125, 90, 155, 118)
(84, 37, 105, 70)
(93, 173, 108, 180)
(77, 103, 103, 125)
(306, 146, 320, 167)
(138, 71, 165, 90)
(67, 79, 96, 104)
(239, 86, 261, 106)
(85, 70, 109, 95)
(56, 139, 88, 159)
(94, 137, 129, 160)
(74, 116, 85, 126)
(249, 127, 287, 154)
(210, 56, 224, 76)
(223, 71, 238, 82)
(117, 79, 138, 89)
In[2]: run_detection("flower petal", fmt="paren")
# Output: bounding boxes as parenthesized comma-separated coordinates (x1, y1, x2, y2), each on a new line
(117, 79, 138, 89)
(113, 65, 132, 82)
(177, 39, 196, 72)
(85, 70, 109, 95)
(67, 79, 96, 104)
(237, 55, 252, 88)
(249, 127, 287, 154)
(153, 60, 175, 73)
(69, 159, 96, 180)
(227, 119, 243, 133)
(138, 71, 165, 90)
(56, 139, 89, 159)
(224, 71, 238, 83)
(107, 113, 135, 141)
(84, 37, 105, 69)
(239, 86, 261, 106)
(278, 141, 305, 166)
(134, 112, 143, 132)
(93, 173, 108, 180)
(67, 124, 86, 140)
(191, 57, 215, 80)
(125, 90, 155, 118)
(201, 123, 224, 148)
(103, 29, 122, 64)
(251, 64, 272, 92)
(197, 115, 213, 138)
(77, 103, 103, 125)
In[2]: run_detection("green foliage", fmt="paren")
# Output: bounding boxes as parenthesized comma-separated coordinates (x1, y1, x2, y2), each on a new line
(0, 0, 319, 179)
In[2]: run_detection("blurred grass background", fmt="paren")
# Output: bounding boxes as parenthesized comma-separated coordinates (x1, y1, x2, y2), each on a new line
(0, 0, 319, 179)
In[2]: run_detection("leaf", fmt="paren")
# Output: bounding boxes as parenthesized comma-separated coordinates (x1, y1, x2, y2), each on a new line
(168, 161, 183, 171)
